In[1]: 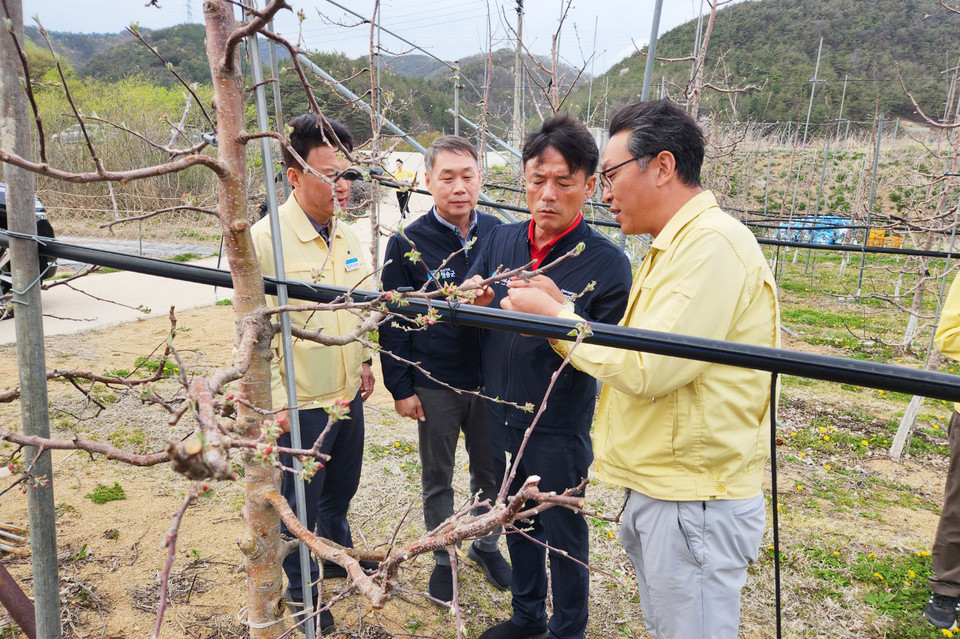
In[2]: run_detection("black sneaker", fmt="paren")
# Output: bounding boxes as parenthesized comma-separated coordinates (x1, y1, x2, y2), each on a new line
(925, 592, 960, 630)
(283, 588, 335, 636)
(468, 543, 512, 591)
(428, 563, 454, 604)
(476, 619, 548, 639)
(322, 559, 379, 579)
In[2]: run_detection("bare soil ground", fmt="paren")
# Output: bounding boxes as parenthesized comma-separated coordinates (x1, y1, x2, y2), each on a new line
(0, 305, 953, 638)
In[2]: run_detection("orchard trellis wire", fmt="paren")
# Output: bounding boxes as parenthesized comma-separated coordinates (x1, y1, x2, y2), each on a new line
(4, 0, 960, 637)
(6, 228, 960, 638)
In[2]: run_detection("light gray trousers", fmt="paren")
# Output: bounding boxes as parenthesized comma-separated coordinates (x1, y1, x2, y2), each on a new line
(620, 489, 765, 639)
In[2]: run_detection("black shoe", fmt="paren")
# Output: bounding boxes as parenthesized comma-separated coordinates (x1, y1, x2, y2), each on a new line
(925, 592, 960, 630)
(468, 543, 512, 591)
(283, 588, 335, 636)
(428, 563, 453, 604)
(477, 619, 548, 639)
(322, 559, 379, 579)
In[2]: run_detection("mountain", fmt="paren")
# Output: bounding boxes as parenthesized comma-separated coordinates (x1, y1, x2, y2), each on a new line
(382, 54, 447, 79)
(24, 27, 133, 70)
(79, 24, 211, 87)
(566, 0, 960, 127)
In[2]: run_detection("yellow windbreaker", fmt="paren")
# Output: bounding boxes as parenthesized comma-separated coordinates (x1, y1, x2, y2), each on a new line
(250, 195, 370, 410)
(554, 190, 780, 501)
(935, 276, 960, 411)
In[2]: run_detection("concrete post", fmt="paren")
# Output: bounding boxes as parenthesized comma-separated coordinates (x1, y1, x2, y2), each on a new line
(0, 1, 62, 636)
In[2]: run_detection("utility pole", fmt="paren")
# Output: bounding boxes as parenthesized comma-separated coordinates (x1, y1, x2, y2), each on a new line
(640, 0, 664, 102)
(802, 37, 824, 146)
(690, 0, 705, 86)
(835, 74, 848, 146)
(586, 15, 598, 123)
(453, 61, 461, 136)
(511, 1, 524, 148)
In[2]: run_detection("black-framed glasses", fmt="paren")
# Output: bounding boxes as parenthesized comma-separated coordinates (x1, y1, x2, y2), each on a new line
(331, 166, 384, 182)
(598, 153, 651, 190)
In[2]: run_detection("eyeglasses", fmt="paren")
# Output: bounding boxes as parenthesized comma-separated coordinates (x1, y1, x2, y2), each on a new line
(598, 153, 651, 190)
(330, 166, 384, 182)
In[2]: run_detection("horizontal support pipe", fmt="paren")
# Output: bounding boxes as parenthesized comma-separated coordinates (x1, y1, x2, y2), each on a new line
(4, 231, 960, 403)
(757, 238, 960, 259)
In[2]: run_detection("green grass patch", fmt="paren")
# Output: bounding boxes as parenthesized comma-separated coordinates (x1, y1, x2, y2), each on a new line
(134, 356, 179, 377)
(85, 482, 126, 504)
(170, 252, 203, 263)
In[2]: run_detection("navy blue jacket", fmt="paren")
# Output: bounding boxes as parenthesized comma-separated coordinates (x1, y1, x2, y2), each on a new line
(379, 208, 502, 400)
(466, 218, 632, 435)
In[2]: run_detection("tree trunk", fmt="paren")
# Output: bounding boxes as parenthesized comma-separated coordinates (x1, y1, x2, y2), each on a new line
(203, 3, 284, 636)
(689, 0, 718, 120)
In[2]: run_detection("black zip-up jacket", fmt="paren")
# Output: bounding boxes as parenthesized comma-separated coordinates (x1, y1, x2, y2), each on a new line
(466, 218, 632, 435)
(379, 208, 502, 400)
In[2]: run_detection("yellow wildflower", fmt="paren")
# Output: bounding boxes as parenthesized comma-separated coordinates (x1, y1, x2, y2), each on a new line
(861, 440, 869, 446)
(824, 464, 832, 470)
(868, 553, 877, 559)
(796, 484, 804, 492)
(908, 570, 916, 578)
(833, 551, 840, 556)
(873, 573, 884, 580)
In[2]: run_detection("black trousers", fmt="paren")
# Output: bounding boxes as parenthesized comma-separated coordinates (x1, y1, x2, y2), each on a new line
(397, 190, 410, 214)
(489, 404, 592, 639)
(279, 391, 364, 601)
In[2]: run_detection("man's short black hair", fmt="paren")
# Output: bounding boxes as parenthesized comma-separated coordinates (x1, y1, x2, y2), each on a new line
(281, 114, 354, 170)
(522, 113, 598, 177)
(609, 99, 704, 187)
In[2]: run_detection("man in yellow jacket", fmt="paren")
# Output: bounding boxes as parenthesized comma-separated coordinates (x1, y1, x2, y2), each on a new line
(926, 276, 960, 630)
(503, 100, 780, 639)
(251, 114, 375, 635)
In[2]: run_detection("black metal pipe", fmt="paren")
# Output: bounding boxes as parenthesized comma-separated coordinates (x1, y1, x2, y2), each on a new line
(5, 231, 960, 403)
(757, 237, 960, 259)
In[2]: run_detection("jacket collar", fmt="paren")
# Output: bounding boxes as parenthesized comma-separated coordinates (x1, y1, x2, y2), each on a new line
(283, 193, 342, 245)
(650, 190, 720, 252)
(529, 215, 591, 252)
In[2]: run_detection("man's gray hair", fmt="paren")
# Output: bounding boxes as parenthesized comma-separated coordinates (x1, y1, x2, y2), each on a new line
(424, 136, 479, 173)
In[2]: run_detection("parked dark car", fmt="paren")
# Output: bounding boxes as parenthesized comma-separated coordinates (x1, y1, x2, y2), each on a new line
(0, 182, 57, 294)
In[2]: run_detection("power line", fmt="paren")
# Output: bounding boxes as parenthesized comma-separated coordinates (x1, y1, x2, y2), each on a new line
(323, 0, 456, 70)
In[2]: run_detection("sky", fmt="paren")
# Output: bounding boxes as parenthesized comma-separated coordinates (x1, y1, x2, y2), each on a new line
(22, 0, 748, 75)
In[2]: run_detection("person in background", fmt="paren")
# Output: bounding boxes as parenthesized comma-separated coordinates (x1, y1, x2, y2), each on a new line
(250, 114, 375, 636)
(503, 100, 780, 639)
(379, 136, 509, 604)
(926, 275, 960, 631)
(393, 158, 417, 218)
